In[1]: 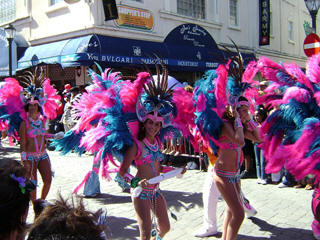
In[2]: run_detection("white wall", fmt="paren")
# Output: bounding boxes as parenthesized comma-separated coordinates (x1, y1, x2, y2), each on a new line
(7, 0, 316, 67)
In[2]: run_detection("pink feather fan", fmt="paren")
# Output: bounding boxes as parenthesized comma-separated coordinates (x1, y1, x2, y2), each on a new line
(171, 87, 196, 137)
(42, 79, 61, 119)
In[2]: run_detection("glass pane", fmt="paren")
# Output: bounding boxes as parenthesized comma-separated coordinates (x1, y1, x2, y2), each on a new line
(0, 0, 16, 24)
(177, 0, 205, 19)
(229, 0, 238, 26)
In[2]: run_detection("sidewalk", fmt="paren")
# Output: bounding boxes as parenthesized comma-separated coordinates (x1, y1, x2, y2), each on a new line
(1, 143, 314, 239)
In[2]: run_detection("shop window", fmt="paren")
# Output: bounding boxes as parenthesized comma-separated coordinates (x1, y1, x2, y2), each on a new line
(177, 0, 205, 19)
(0, 0, 16, 24)
(229, 0, 239, 26)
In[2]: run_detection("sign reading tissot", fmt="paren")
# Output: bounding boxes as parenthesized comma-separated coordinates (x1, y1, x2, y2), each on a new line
(259, 0, 270, 46)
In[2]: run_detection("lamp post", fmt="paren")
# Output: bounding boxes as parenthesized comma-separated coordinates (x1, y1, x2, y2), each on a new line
(4, 24, 16, 77)
(305, 0, 320, 33)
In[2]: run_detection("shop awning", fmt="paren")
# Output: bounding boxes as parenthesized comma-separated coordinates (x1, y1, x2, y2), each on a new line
(18, 33, 226, 72)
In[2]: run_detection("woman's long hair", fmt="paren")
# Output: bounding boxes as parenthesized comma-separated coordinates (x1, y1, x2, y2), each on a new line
(137, 121, 146, 141)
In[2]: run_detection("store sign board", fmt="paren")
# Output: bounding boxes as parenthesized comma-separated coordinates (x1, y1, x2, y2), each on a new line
(259, 0, 270, 45)
(115, 5, 153, 31)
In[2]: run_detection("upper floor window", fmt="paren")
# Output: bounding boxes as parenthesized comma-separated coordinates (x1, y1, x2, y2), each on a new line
(50, 0, 64, 5)
(288, 20, 294, 41)
(177, 0, 205, 19)
(229, 0, 239, 26)
(0, 0, 16, 24)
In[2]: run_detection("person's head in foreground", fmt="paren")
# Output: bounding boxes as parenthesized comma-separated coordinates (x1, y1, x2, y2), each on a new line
(27, 194, 107, 240)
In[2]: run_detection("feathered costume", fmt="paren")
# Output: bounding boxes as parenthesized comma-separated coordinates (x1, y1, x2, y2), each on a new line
(0, 69, 60, 138)
(240, 55, 320, 239)
(193, 44, 258, 154)
(246, 55, 320, 181)
(52, 62, 196, 194)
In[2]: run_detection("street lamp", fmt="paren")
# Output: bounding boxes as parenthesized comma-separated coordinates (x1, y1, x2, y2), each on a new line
(305, 0, 320, 33)
(4, 24, 16, 77)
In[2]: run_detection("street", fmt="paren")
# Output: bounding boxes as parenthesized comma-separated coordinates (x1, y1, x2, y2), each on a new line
(1, 143, 314, 240)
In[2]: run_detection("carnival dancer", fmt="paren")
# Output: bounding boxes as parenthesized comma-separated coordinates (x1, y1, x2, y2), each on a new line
(193, 44, 261, 239)
(52, 62, 195, 239)
(250, 54, 320, 240)
(0, 69, 62, 205)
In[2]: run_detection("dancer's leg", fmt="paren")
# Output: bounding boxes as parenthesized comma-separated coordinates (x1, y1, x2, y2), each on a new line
(133, 197, 152, 240)
(215, 176, 244, 240)
(23, 160, 37, 202)
(37, 158, 52, 200)
(152, 194, 170, 238)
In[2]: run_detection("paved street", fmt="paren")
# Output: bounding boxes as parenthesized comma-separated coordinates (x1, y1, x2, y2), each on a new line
(1, 143, 314, 240)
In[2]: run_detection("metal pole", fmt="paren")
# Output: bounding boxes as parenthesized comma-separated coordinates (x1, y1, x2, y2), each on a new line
(8, 38, 12, 77)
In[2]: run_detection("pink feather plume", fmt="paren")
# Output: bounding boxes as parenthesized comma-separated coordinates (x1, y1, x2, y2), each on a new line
(119, 72, 151, 113)
(42, 79, 60, 119)
(306, 54, 320, 84)
(214, 64, 228, 117)
(171, 87, 196, 137)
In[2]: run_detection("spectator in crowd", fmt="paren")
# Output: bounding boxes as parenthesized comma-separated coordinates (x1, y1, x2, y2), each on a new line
(254, 105, 269, 185)
(27, 194, 108, 240)
(278, 169, 297, 188)
(62, 86, 81, 132)
(0, 160, 35, 240)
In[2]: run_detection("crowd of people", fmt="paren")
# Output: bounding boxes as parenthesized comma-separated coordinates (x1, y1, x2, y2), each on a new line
(1, 49, 320, 240)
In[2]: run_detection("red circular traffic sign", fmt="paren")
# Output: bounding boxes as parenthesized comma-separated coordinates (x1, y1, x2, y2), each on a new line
(304, 33, 320, 57)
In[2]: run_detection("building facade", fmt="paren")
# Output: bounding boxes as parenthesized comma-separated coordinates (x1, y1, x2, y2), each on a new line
(0, 0, 314, 87)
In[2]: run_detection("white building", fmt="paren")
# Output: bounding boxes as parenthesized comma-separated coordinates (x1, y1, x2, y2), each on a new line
(0, 0, 314, 87)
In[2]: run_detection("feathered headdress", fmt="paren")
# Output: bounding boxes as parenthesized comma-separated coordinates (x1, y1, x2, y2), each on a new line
(0, 68, 60, 136)
(136, 61, 176, 127)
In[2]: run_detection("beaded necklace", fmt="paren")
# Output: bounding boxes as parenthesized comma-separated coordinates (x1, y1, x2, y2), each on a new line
(143, 137, 159, 152)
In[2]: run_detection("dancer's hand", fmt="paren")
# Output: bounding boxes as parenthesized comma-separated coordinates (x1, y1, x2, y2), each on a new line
(232, 106, 240, 119)
(138, 179, 149, 188)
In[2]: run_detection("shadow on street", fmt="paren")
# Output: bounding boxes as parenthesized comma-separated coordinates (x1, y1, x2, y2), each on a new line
(236, 217, 314, 240)
(106, 215, 139, 240)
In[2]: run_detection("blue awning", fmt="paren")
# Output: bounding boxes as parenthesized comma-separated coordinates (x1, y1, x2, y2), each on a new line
(18, 35, 96, 69)
(18, 31, 246, 72)
(18, 34, 170, 70)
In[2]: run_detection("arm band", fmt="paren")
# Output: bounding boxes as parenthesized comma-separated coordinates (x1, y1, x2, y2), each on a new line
(123, 173, 141, 188)
(247, 119, 258, 131)
(234, 118, 243, 129)
(21, 152, 27, 161)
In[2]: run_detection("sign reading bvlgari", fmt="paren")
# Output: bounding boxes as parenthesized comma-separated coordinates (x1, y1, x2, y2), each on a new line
(115, 5, 153, 31)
